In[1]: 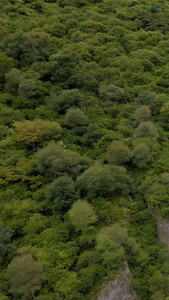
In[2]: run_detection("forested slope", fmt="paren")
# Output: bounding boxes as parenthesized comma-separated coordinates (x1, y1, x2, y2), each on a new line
(1, 0, 169, 299)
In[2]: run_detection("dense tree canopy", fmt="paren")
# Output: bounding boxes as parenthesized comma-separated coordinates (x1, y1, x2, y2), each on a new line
(1, 0, 169, 299)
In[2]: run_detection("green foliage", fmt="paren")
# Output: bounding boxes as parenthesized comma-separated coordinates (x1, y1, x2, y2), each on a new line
(65, 108, 88, 135)
(82, 123, 104, 145)
(160, 102, 169, 129)
(132, 141, 153, 169)
(99, 84, 125, 105)
(96, 224, 145, 270)
(68, 200, 97, 231)
(7, 254, 45, 299)
(50, 50, 82, 88)
(150, 5, 160, 14)
(47, 89, 86, 114)
(133, 121, 158, 140)
(14, 119, 61, 149)
(76, 164, 132, 200)
(3, 29, 52, 67)
(106, 140, 131, 165)
(142, 174, 169, 212)
(37, 143, 90, 180)
(136, 91, 157, 107)
(45, 175, 77, 212)
(133, 105, 151, 127)
(149, 271, 169, 299)
(5, 68, 22, 96)
(0, 105, 23, 125)
(0, 224, 14, 263)
(1, 0, 169, 299)
(18, 77, 43, 99)
(23, 214, 48, 235)
(0, 53, 14, 90)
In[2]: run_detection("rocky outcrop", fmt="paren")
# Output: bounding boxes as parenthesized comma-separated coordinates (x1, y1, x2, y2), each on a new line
(96, 264, 139, 300)
(151, 211, 169, 246)
(157, 218, 169, 245)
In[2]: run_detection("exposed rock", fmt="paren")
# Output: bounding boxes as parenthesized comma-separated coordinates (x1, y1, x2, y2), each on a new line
(151, 211, 169, 246)
(157, 218, 169, 245)
(96, 263, 139, 300)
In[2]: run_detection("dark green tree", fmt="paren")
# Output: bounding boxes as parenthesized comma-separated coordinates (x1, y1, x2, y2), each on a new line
(50, 50, 82, 88)
(99, 84, 125, 104)
(45, 175, 77, 212)
(23, 214, 48, 235)
(76, 164, 132, 200)
(0, 224, 14, 263)
(47, 89, 85, 114)
(0, 53, 14, 90)
(106, 140, 131, 165)
(96, 225, 127, 269)
(65, 108, 88, 135)
(5, 68, 22, 95)
(82, 123, 104, 145)
(3, 29, 52, 67)
(37, 143, 90, 180)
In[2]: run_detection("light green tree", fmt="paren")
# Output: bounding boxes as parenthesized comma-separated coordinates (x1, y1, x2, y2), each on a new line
(133, 105, 151, 126)
(7, 254, 45, 299)
(68, 200, 97, 231)
(133, 121, 158, 140)
(132, 141, 152, 168)
(14, 119, 61, 149)
(136, 91, 157, 107)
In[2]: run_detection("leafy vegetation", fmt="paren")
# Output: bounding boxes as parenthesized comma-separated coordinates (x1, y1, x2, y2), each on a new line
(1, 0, 169, 299)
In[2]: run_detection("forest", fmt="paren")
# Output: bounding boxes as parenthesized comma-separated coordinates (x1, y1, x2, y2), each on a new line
(1, 0, 169, 299)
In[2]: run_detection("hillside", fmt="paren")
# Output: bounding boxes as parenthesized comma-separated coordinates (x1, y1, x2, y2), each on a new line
(1, 0, 169, 299)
